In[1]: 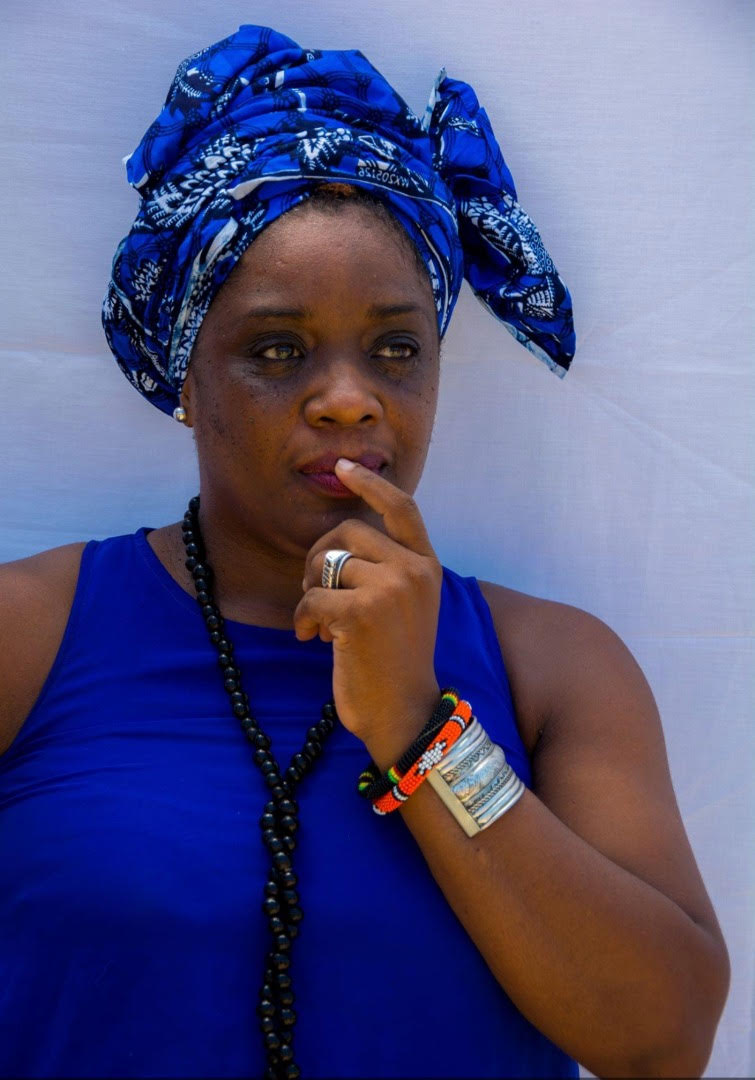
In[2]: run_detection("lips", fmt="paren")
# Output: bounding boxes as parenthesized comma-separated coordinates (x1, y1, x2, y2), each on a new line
(298, 452, 386, 474)
(298, 452, 387, 498)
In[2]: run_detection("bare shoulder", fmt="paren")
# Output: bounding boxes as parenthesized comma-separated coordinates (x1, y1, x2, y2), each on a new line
(478, 577, 673, 783)
(0, 543, 87, 755)
(475, 579, 608, 754)
(481, 583, 652, 743)
(478, 577, 664, 758)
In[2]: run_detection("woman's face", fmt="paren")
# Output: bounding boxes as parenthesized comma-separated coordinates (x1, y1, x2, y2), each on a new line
(182, 202, 440, 558)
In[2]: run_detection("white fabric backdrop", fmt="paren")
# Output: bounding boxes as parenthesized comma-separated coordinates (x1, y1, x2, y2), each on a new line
(1, 1, 752, 1075)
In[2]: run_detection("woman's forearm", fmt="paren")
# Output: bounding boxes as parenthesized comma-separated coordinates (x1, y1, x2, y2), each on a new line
(364, 720, 725, 1077)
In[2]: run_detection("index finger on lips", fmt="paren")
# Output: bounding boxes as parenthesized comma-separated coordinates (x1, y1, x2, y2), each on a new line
(333, 459, 436, 556)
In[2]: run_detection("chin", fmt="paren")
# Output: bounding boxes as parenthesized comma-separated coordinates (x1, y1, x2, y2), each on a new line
(292, 504, 384, 552)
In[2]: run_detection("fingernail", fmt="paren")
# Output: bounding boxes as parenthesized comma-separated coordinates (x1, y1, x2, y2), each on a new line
(335, 458, 357, 471)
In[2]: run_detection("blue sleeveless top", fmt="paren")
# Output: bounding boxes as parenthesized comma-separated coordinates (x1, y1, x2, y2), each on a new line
(0, 529, 578, 1079)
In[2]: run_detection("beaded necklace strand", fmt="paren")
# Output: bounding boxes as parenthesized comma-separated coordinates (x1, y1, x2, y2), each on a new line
(181, 495, 337, 1080)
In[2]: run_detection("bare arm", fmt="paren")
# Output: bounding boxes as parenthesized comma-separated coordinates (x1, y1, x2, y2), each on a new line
(0, 543, 85, 754)
(362, 588, 730, 1078)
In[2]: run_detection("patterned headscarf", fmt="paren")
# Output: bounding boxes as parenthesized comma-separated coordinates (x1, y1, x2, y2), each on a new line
(102, 25, 576, 416)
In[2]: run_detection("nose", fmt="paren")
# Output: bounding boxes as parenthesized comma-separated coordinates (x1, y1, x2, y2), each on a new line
(302, 353, 384, 428)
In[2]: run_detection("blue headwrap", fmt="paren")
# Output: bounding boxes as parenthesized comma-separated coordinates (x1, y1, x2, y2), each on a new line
(102, 25, 575, 416)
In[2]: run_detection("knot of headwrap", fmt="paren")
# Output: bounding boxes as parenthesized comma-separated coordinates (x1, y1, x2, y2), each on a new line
(103, 24, 575, 415)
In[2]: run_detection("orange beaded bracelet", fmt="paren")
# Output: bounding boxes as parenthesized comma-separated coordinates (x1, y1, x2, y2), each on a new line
(370, 696, 474, 815)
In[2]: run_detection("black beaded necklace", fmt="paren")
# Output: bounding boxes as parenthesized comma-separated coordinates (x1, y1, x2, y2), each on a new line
(181, 495, 337, 1080)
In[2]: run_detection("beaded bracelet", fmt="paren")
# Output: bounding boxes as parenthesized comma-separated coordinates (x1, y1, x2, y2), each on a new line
(359, 694, 474, 816)
(357, 689, 461, 802)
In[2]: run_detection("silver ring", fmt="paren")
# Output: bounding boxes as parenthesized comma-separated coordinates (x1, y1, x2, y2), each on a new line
(322, 549, 353, 589)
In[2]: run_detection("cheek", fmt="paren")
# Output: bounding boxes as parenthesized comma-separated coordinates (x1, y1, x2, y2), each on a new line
(394, 381, 438, 479)
(205, 398, 229, 440)
(423, 377, 439, 413)
(193, 380, 234, 443)
(411, 370, 439, 428)
(197, 380, 300, 477)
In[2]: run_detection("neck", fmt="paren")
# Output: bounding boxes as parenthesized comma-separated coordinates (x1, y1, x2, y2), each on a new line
(152, 514, 308, 632)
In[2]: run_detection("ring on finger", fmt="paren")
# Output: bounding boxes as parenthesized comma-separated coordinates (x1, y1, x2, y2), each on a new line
(321, 549, 354, 589)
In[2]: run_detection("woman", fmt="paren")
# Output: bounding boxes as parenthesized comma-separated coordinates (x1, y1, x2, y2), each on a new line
(0, 24, 729, 1080)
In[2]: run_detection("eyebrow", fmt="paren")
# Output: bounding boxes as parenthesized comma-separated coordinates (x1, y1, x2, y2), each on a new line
(240, 302, 427, 322)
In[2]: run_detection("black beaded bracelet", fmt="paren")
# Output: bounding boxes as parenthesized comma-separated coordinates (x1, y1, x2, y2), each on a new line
(356, 689, 460, 802)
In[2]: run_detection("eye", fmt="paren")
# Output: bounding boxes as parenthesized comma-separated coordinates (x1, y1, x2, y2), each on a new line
(374, 341, 419, 361)
(256, 342, 304, 362)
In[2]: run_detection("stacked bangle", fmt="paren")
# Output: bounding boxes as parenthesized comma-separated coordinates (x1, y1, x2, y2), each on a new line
(357, 690, 473, 816)
(357, 689, 462, 802)
(426, 719, 525, 836)
(358, 690, 525, 835)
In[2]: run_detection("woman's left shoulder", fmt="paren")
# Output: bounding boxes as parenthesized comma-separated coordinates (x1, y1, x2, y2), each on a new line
(475, 579, 657, 757)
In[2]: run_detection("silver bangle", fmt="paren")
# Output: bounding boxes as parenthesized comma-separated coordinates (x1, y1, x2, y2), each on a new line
(446, 744, 507, 804)
(436, 720, 488, 780)
(464, 762, 517, 816)
(474, 770, 525, 823)
(439, 724, 491, 785)
(475, 776, 525, 826)
(425, 769, 482, 836)
(425, 719, 526, 836)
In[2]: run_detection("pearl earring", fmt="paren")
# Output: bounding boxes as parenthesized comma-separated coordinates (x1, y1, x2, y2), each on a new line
(173, 405, 187, 423)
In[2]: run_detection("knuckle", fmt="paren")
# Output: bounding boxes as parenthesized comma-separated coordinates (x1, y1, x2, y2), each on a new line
(382, 575, 403, 602)
(339, 519, 370, 545)
(397, 563, 422, 591)
(394, 490, 416, 515)
(425, 557, 443, 587)
(352, 594, 372, 624)
(295, 593, 311, 619)
(317, 521, 358, 554)
(405, 557, 440, 590)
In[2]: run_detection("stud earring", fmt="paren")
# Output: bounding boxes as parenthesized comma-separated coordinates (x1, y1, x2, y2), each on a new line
(173, 405, 187, 423)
